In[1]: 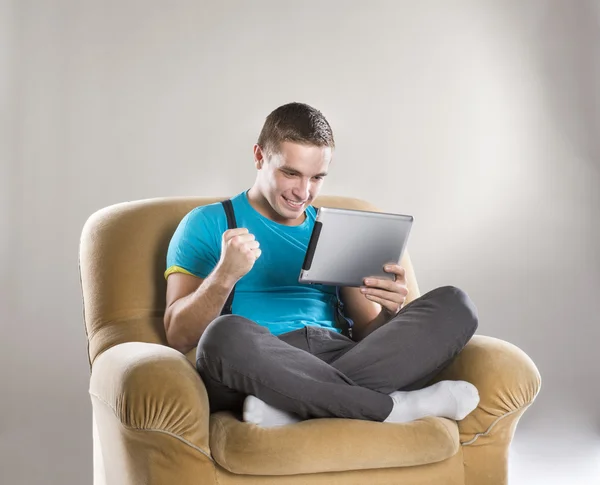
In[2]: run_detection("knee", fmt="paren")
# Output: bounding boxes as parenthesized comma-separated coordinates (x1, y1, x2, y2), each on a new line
(195, 314, 258, 368)
(436, 286, 479, 335)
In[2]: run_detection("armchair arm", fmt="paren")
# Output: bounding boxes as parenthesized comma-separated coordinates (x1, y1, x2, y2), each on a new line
(89, 342, 213, 473)
(432, 335, 541, 445)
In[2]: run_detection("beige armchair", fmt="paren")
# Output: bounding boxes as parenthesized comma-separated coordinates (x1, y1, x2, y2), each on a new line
(80, 195, 541, 485)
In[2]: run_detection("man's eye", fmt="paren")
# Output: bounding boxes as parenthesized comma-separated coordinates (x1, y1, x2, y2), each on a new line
(313, 176, 323, 181)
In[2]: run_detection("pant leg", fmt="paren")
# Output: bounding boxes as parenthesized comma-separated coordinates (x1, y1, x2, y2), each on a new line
(197, 326, 310, 415)
(196, 316, 392, 421)
(331, 285, 479, 394)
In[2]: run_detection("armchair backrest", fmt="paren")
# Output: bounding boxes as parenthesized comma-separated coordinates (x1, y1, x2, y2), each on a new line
(79, 195, 420, 367)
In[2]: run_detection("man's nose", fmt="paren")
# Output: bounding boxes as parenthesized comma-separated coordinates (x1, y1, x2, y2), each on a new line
(293, 179, 310, 200)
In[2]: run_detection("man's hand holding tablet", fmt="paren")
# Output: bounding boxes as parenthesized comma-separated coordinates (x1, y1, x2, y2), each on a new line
(361, 263, 409, 317)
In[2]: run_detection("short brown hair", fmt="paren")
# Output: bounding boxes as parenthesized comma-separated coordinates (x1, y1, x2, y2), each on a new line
(257, 102, 335, 156)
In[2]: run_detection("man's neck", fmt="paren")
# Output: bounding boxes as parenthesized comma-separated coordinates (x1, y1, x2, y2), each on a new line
(246, 187, 306, 226)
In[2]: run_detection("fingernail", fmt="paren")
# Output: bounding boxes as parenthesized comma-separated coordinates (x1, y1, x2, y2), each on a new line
(364, 279, 372, 284)
(360, 287, 367, 293)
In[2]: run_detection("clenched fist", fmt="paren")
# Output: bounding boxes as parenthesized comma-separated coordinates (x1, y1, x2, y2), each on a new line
(216, 228, 261, 282)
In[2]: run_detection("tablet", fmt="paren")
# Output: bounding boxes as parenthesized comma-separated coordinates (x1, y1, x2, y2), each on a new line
(299, 207, 413, 287)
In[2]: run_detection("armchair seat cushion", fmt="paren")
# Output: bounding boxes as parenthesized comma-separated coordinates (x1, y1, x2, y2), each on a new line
(209, 411, 460, 476)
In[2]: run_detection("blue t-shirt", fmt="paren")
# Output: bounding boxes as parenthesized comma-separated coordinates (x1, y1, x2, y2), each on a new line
(165, 190, 341, 335)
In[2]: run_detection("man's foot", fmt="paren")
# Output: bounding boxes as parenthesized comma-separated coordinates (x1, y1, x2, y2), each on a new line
(384, 380, 480, 423)
(243, 395, 302, 427)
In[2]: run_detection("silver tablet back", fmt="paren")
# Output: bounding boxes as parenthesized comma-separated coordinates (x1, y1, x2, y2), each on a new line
(299, 207, 413, 287)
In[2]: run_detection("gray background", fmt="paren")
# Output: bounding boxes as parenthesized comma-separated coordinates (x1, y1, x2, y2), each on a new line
(1, 1, 599, 484)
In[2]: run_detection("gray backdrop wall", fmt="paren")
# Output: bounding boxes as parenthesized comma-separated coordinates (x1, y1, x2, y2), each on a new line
(2, 1, 599, 484)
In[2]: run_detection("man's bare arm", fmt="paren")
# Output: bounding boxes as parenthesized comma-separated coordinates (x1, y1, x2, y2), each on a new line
(164, 269, 237, 354)
(164, 227, 261, 354)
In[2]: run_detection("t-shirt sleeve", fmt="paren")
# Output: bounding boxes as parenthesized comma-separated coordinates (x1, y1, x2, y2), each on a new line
(165, 208, 220, 280)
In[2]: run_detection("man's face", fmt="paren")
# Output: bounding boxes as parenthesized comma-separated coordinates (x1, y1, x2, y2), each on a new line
(255, 141, 332, 223)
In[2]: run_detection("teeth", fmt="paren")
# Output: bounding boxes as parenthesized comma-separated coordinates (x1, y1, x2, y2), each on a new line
(285, 197, 304, 207)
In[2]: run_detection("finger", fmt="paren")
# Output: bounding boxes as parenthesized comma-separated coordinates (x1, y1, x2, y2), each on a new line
(230, 233, 256, 245)
(245, 240, 260, 250)
(383, 264, 406, 280)
(224, 228, 250, 240)
(252, 248, 262, 259)
(361, 287, 405, 304)
(363, 277, 402, 292)
(364, 293, 400, 315)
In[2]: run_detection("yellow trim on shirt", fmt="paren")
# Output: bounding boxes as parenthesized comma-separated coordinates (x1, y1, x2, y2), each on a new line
(164, 265, 196, 280)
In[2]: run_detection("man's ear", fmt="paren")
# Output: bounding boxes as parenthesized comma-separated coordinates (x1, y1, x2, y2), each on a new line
(253, 144, 265, 169)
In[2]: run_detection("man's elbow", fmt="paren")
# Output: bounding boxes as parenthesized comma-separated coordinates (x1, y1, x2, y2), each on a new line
(166, 330, 196, 355)
(164, 312, 195, 355)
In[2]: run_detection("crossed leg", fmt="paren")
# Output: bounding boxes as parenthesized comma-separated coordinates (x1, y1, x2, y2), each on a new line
(196, 286, 479, 424)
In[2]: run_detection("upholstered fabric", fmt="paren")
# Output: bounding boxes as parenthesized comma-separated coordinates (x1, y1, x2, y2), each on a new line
(209, 412, 459, 475)
(80, 195, 541, 485)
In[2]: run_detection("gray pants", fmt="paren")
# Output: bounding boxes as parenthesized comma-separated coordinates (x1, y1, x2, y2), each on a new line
(196, 285, 478, 422)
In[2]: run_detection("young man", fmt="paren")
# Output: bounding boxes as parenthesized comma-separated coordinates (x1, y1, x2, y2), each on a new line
(163, 102, 480, 427)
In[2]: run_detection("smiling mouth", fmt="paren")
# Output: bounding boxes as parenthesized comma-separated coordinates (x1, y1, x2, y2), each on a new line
(282, 196, 307, 209)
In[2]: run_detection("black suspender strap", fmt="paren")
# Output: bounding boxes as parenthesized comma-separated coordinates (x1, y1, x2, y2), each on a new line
(220, 199, 237, 315)
(222, 199, 237, 231)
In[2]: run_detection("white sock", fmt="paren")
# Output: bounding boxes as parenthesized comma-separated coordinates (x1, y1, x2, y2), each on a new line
(243, 395, 302, 428)
(384, 380, 480, 424)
